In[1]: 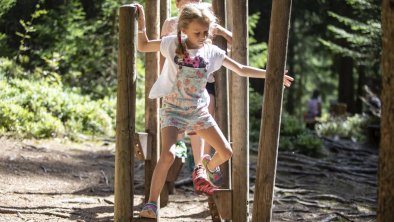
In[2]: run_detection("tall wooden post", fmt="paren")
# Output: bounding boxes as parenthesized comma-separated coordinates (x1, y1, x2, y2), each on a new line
(115, 5, 137, 222)
(378, 0, 394, 221)
(144, 0, 161, 210)
(231, 0, 249, 221)
(212, 0, 230, 190)
(252, 1, 292, 221)
(160, 0, 170, 31)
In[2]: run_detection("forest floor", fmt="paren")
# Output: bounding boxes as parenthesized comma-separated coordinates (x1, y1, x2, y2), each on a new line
(0, 136, 377, 222)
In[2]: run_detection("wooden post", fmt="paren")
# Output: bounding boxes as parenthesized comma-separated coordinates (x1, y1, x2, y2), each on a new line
(160, 0, 170, 31)
(252, 1, 292, 221)
(114, 5, 137, 222)
(211, 1, 229, 221)
(212, 0, 230, 190)
(144, 0, 161, 212)
(231, 0, 249, 221)
(378, 0, 394, 220)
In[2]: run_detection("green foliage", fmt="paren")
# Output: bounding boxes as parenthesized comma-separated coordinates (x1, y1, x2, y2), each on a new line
(249, 88, 324, 157)
(316, 114, 369, 142)
(294, 132, 324, 157)
(249, 12, 268, 68)
(280, 113, 306, 136)
(279, 113, 324, 157)
(319, 0, 381, 66)
(0, 59, 115, 138)
(0, 0, 16, 18)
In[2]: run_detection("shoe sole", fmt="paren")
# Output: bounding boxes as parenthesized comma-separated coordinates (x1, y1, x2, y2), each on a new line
(140, 210, 156, 219)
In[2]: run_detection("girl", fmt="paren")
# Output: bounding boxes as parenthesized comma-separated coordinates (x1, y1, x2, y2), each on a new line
(160, 0, 233, 196)
(136, 3, 293, 218)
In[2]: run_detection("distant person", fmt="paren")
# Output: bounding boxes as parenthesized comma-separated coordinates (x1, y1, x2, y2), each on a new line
(304, 89, 322, 129)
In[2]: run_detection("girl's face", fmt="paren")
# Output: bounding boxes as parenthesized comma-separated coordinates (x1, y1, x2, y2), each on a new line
(176, 0, 201, 9)
(182, 20, 210, 49)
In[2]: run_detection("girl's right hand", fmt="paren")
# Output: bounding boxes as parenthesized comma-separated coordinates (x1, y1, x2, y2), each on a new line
(134, 3, 146, 31)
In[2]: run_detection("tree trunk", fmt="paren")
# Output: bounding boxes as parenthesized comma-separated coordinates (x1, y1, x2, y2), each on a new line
(336, 55, 354, 113)
(377, 0, 394, 221)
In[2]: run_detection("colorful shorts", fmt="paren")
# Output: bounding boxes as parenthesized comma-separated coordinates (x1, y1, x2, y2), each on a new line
(160, 100, 217, 133)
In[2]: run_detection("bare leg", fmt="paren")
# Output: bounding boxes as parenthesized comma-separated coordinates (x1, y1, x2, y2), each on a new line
(190, 135, 204, 166)
(196, 125, 232, 172)
(147, 126, 178, 203)
(204, 93, 215, 155)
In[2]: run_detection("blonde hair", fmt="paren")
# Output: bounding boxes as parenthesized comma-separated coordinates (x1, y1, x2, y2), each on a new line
(175, 3, 217, 58)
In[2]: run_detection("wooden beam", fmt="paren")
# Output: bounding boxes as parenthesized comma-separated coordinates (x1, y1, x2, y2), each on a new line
(212, 0, 231, 190)
(212, 189, 233, 220)
(252, 1, 292, 221)
(115, 4, 137, 222)
(160, 0, 170, 32)
(378, 0, 394, 220)
(144, 0, 160, 210)
(230, 0, 249, 221)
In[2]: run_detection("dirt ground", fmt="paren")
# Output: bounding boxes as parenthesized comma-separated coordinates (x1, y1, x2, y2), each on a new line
(0, 136, 377, 221)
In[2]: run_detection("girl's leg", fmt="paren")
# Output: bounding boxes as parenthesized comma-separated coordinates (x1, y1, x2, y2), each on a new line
(190, 135, 204, 165)
(203, 93, 215, 155)
(147, 126, 178, 203)
(196, 125, 232, 171)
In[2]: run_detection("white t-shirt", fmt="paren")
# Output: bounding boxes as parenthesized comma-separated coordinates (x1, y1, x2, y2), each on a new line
(149, 35, 226, 99)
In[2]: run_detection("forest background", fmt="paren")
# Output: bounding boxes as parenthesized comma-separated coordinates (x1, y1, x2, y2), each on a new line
(0, 0, 381, 150)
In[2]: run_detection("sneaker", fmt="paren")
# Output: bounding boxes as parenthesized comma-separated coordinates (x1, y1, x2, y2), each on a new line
(202, 154, 223, 186)
(192, 165, 218, 196)
(139, 202, 157, 219)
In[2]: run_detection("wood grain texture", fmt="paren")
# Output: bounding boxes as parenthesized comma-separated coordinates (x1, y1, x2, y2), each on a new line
(252, 0, 292, 221)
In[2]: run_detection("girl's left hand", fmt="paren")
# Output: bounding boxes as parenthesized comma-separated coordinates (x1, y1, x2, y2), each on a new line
(134, 3, 146, 31)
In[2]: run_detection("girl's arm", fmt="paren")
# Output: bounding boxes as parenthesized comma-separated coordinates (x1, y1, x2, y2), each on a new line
(135, 4, 161, 52)
(213, 24, 233, 45)
(222, 55, 294, 87)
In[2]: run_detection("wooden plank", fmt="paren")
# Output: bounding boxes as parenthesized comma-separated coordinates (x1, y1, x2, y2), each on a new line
(252, 1, 292, 222)
(230, 0, 249, 221)
(212, 189, 232, 220)
(114, 5, 137, 222)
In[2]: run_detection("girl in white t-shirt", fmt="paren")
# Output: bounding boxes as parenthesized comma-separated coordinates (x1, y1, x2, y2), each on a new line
(136, 3, 293, 218)
(160, 0, 233, 201)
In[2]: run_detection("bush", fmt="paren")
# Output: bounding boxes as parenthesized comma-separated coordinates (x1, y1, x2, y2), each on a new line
(279, 113, 325, 157)
(0, 76, 115, 139)
(316, 114, 370, 142)
(248, 90, 325, 157)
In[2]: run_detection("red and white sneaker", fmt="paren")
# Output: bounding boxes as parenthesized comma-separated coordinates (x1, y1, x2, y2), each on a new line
(192, 165, 218, 196)
(202, 154, 223, 187)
